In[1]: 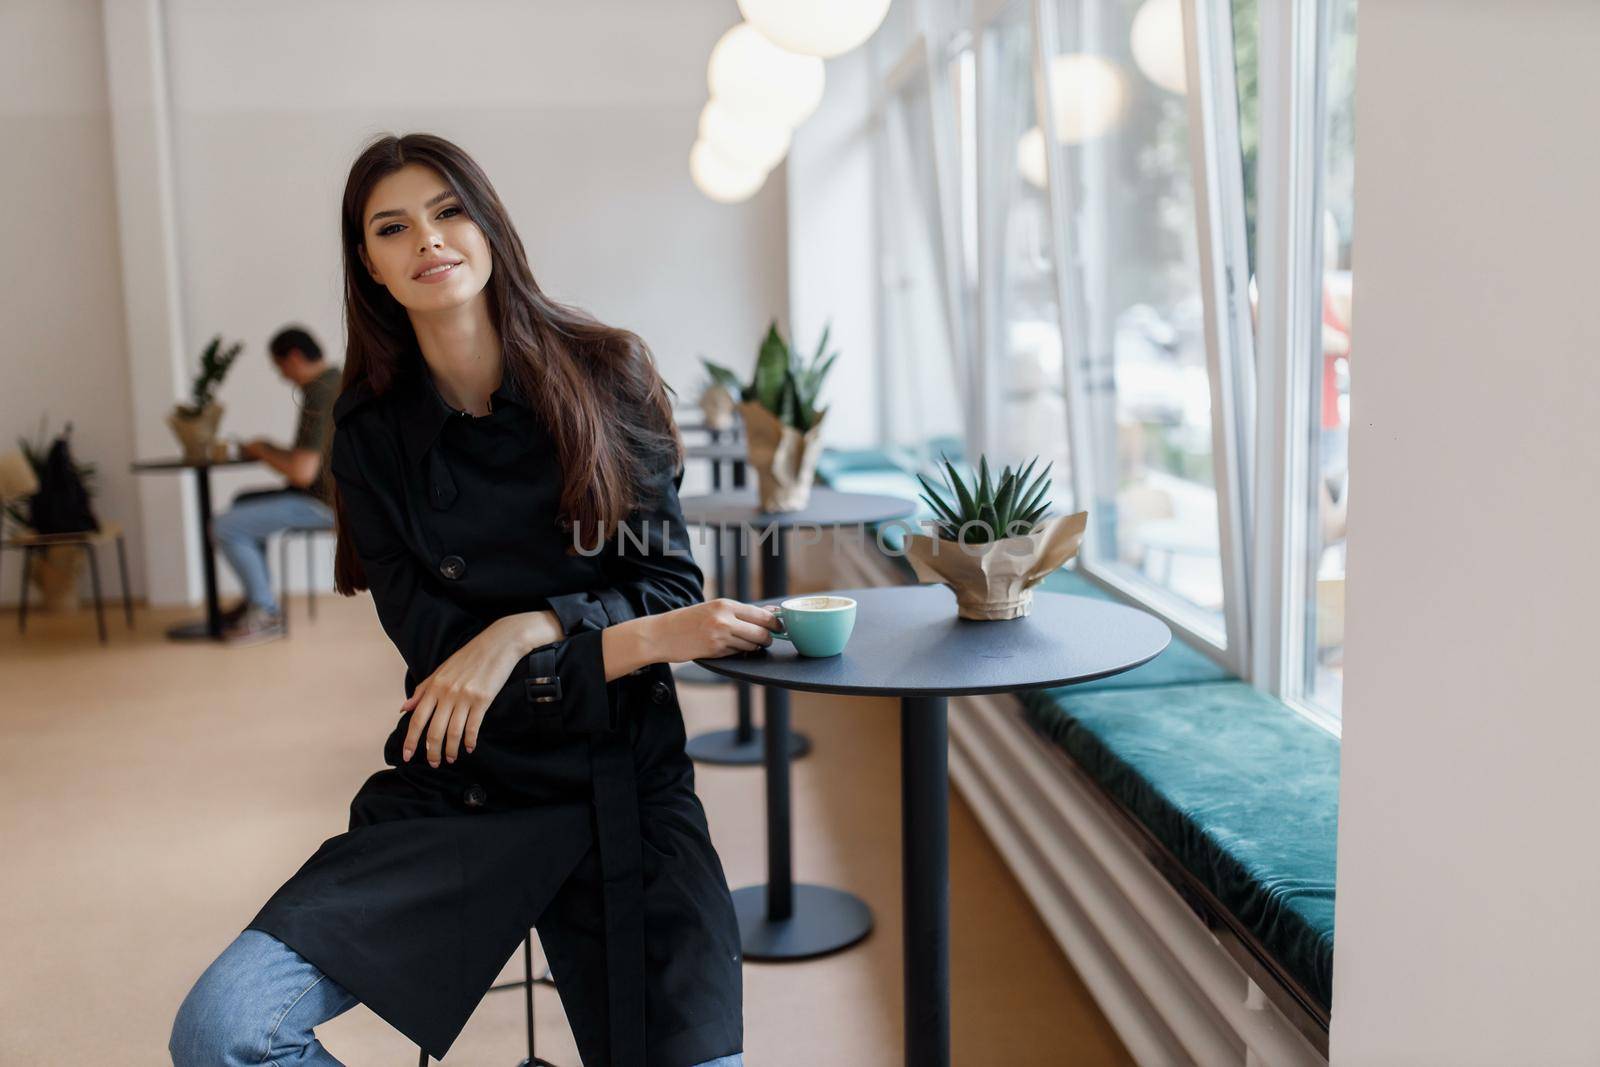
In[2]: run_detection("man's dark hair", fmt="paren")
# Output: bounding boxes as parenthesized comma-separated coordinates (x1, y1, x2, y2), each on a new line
(269, 326, 323, 362)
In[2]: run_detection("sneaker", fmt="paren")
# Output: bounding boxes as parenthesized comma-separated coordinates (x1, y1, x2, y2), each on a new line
(220, 598, 250, 626)
(223, 606, 286, 646)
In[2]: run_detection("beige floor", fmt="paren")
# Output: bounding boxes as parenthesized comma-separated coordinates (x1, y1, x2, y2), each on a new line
(0, 593, 1130, 1066)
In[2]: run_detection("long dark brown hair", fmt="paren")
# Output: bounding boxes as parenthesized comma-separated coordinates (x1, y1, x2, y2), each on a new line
(330, 133, 681, 596)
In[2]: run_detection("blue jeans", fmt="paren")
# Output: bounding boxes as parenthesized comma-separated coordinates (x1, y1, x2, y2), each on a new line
(212, 489, 334, 614)
(170, 929, 744, 1066)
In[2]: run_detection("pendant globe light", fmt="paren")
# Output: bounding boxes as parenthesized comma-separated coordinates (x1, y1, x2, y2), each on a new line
(690, 139, 768, 204)
(1130, 0, 1188, 94)
(707, 22, 826, 129)
(699, 98, 791, 173)
(1047, 54, 1126, 144)
(735, 0, 894, 59)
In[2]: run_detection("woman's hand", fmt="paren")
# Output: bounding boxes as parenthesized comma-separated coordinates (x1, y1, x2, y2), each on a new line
(400, 610, 565, 766)
(647, 598, 782, 663)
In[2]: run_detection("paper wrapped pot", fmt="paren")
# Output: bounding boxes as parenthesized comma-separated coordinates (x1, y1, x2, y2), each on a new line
(738, 400, 825, 512)
(904, 510, 1089, 620)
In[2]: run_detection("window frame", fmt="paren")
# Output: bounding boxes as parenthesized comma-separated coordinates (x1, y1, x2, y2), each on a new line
(1250, 0, 1341, 734)
(864, 0, 1350, 731)
(1031, 0, 1256, 676)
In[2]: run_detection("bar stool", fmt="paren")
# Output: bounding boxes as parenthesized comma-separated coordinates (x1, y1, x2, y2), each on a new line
(417, 930, 562, 1066)
(275, 523, 333, 632)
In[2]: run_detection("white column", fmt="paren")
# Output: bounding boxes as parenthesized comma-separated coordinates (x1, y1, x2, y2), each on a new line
(101, 0, 197, 608)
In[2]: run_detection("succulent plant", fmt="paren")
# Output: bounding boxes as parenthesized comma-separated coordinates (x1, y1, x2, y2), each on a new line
(177, 335, 245, 417)
(701, 319, 837, 433)
(916, 453, 1053, 544)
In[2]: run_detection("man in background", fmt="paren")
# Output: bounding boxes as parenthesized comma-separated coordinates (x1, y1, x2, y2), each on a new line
(213, 326, 340, 646)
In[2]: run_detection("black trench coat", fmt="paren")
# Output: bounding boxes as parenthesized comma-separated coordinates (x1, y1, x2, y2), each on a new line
(246, 353, 743, 1065)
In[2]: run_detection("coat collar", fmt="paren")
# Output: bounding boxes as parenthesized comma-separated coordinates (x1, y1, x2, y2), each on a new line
(395, 350, 527, 468)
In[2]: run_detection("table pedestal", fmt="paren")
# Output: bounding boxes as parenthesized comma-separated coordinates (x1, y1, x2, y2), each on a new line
(684, 524, 811, 766)
(902, 695, 950, 1067)
(727, 527, 871, 960)
(165, 464, 225, 641)
(692, 585, 1173, 1067)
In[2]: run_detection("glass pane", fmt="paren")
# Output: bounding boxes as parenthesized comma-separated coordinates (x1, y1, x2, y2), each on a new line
(1047, 0, 1225, 636)
(881, 80, 968, 462)
(984, 6, 1072, 506)
(1305, 0, 1357, 713)
(1232, 0, 1259, 276)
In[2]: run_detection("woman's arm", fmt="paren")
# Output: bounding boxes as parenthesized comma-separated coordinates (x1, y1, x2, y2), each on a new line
(539, 443, 707, 635)
(333, 424, 778, 767)
(331, 426, 626, 750)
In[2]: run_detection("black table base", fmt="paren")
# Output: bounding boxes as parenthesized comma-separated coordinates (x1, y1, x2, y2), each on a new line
(685, 521, 811, 767)
(902, 695, 950, 1067)
(684, 726, 811, 766)
(690, 585, 1173, 1067)
(725, 528, 871, 958)
(164, 617, 224, 641)
(132, 458, 238, 642)
(730, 883, 873, 960)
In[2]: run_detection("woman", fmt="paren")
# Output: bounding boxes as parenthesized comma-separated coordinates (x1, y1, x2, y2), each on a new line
(169, 133, 777, 1066)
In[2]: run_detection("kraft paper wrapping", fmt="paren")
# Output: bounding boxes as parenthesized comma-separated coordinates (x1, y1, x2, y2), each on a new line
(0, 450, 40, 501)
(699, 385, 736, 431)
(904, 510, 1089, 620)
(739, 400, 825, 512)
(167, 402, 225, 463)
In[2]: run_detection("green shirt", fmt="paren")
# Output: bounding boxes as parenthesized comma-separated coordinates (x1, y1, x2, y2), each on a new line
(294, 365, 342, 504)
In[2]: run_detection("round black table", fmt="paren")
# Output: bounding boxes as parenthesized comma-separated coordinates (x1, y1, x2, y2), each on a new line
(131, 456, 258, 640)
(695, 584, 1171, 1067)
(676, 489, 917, 962)
(677, 418, 742, 440)
(683, 439, 750, 466)
(677, 487, 917, 767)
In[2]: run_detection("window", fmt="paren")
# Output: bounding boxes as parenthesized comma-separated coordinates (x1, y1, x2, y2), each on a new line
(1044, 0, 1227, 639)
(879, 74, 968, 463)
(858, 0, 1356, 721)
(1303, 0, 1356, 715)
(977, 3, 1072, 505)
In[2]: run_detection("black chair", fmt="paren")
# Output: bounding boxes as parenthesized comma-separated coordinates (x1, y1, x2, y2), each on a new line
(417, 930, 562, 1066)
(275, 523, 333, 632)
(4, 521, 134, 644)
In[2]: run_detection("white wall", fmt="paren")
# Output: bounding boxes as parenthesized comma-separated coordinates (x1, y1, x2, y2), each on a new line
(6, 0, 790, 608)
(0, 0, 144, 606)
(1331, 3, 1600, 1062)
(786, 40, 878, 448)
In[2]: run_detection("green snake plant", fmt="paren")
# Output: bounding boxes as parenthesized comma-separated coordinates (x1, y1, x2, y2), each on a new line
(701, 319, 837, 433)
(177, 335, 245, 417)
(916, 453, 1053, 544)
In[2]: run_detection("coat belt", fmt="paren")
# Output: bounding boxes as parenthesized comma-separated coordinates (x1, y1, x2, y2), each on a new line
(589, 724, 647, 1066)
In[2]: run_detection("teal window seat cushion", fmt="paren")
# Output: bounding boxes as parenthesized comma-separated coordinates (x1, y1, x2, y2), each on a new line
(1020, 681, 1338, 1011)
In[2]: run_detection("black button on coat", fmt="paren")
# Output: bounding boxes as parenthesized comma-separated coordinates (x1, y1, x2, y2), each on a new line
(245, 356, 742, 1065)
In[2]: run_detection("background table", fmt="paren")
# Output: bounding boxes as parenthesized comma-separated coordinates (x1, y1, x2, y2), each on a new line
(695, 584, 1171, 1067)
(678, 438, 748, 660)
(676, 488, 917, 961)
(131, 456, 257, 640)
(683, 439, 750, 467)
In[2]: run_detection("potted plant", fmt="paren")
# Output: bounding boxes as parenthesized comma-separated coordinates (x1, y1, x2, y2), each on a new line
(3, 422, 100, 613)
(167, 335, 244, 461)
(904, 453, 1089, 620)
(702, 319, 837, 512)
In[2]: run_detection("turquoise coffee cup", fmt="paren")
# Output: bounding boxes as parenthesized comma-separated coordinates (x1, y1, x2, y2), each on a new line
(770, 595, 857, 657)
